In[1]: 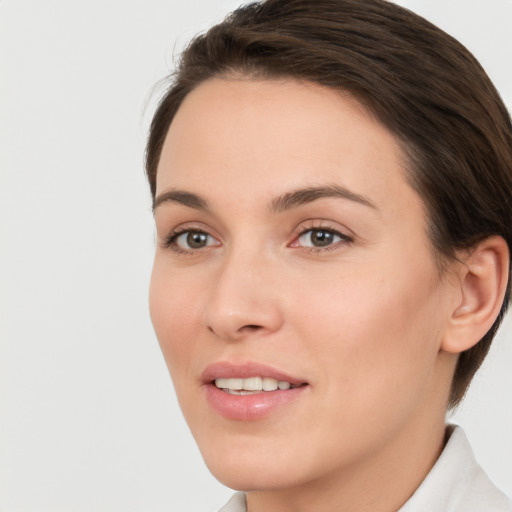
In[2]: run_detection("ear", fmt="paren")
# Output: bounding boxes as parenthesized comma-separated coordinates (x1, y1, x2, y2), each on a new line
(441, 236, 509, 354)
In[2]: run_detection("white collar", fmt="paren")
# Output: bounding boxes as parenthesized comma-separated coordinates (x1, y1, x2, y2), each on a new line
(399, 424, 511, 511)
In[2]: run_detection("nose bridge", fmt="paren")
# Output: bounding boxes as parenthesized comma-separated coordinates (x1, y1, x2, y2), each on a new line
(202, 241, 283, 340)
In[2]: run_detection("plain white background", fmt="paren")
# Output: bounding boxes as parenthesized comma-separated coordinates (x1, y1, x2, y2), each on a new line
(0, 1, 511, 511)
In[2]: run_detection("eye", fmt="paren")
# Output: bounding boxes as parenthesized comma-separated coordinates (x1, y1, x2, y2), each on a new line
(290, 226, 353, 251)
(297, 229, 342, 247)
(165, 229, 220, 251)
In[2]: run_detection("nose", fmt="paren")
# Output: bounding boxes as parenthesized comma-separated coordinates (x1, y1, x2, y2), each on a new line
(202, 249, 284, 341)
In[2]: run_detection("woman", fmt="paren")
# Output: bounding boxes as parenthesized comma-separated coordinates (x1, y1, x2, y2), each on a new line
(146, 0, 512, 510)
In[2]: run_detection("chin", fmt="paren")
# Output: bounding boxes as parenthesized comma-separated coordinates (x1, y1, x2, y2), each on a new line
(194, 428, 317, 492)
(206, 458, 304, 492)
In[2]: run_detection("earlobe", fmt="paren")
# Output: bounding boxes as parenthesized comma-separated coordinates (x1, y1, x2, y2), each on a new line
(442, 236, 509, 354)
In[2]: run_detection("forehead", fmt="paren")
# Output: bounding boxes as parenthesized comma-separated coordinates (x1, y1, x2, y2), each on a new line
(156, 77, 417, 216)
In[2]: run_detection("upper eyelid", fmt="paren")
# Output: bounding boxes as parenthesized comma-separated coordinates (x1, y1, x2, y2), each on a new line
(158, 221, 218, 239)
(166, 226, 218, 241)
(293, 219, 353, 237)
(297, 227, 348, 238)
(292, 227, 352, 245)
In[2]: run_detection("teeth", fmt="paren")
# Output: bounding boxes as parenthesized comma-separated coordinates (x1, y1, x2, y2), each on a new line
(214, 377, 294, 392)
(262, 377, 278, 391)
(244, 376, 262, 391)
(215, 378, 243, 390)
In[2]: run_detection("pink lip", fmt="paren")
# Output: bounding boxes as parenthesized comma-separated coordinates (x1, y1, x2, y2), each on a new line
(201, 361, 309, 421)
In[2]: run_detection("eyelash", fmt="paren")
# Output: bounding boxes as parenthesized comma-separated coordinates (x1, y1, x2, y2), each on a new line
(162, 227, 217, 254)
(291, 222, 354, 253)
(162, 223, 353, 255)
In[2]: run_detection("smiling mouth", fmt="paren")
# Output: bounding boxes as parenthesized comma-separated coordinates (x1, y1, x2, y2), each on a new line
(214, 376, 305, 395)
(205, 369, 309, 420)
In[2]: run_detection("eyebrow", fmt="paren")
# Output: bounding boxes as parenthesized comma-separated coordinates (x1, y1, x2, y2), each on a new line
(270, 185, 377, 213)
(153, 190, 209, 212)
(153, 184, 377, 213)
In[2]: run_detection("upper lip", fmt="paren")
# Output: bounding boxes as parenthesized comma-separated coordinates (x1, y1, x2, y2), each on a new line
(201, 361, 307, 386)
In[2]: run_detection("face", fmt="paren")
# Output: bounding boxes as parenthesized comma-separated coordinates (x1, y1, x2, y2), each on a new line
(150, 78, 457, 492)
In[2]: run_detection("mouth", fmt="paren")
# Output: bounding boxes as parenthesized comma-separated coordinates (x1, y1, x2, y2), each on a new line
(202, 362, 309, 421)
(213, 376, 303, 395)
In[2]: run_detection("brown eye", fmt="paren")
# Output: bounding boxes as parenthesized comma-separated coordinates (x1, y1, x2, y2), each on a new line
(186, 232, 209, 249)
(297, 229, 342, 248)
(167, 230, 220, 251)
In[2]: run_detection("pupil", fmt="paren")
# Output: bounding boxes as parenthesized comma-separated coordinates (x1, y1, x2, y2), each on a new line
(187, 232, 207, 248)
(311, 230, 333, 246)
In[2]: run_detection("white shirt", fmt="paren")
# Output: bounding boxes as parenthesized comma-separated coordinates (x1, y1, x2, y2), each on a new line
(218, 425, 512, 512)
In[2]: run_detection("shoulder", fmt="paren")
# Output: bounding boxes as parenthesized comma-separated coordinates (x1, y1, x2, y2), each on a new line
(455, 443, 512, 512)
(400, 425, 512, 512)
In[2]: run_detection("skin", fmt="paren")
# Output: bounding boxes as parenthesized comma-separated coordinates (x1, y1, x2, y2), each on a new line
(149, 78, 502, 512)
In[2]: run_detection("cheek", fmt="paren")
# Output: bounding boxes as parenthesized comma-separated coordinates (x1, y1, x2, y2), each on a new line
(295, 259, 445, 407)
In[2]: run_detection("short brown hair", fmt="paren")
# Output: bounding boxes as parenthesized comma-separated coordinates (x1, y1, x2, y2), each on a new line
(146, 0, 512, 407)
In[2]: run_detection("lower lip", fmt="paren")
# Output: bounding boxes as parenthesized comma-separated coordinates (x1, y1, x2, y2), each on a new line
(204, 383, 308, 421)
